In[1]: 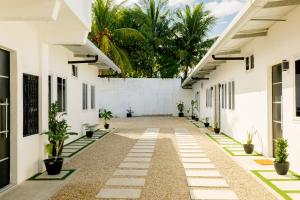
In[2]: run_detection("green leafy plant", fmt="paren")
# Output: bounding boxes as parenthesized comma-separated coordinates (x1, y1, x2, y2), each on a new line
(246, 130, 257, 145)
(83, 123, 99, 132)
(44, 102, 77, 159)
(100, 109, 113, 125)
(204, 117, 209, 123)
(177, 101, 184, 113)
(214, 121, 219, 129)
(275, 138, 288, 163)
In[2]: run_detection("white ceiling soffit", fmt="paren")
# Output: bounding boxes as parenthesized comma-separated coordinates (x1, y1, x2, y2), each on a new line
(182, 0, 299, 87)
(62, 40, 121, 73)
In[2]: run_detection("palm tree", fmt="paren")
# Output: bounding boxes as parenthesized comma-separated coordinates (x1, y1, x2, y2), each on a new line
(90, 0, 145, 75)
(174, 3, 216, 79)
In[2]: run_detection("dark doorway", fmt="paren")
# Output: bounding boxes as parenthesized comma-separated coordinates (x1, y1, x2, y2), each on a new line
(272, 64, 282, 156)
(0, 48, 10, 189)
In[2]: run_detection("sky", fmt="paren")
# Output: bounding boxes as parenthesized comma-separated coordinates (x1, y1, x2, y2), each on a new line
(119, 0, 249, 37)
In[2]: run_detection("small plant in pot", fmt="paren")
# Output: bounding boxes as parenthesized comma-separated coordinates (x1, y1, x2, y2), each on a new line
(203, 117, 209, 127)
(83, 123, 99, 138)
(274, 138, 289, 175)
(243, 130, 256, 154)
(43, 102, 77, 175)
(101, 109, 113, 129)
(213, 121, 220, 134)
(126, 107, 134, 118)
(177, 101, 184, 117)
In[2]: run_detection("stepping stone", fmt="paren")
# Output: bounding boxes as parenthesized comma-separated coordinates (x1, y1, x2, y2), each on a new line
(180, 153, 207, 158)
(113, 169, 148, 176)
(182, 158, 211, 163)
(260, 171, 296, 180)
(187, 178, 228, 187)
(119, 162, 150, 169)
(227, 147, 244, 151)
(124, 157, 151, 162)
(130, 149, 154, 153)
(271, 180, 300, 190)
(127, 153, 152, 157)
(288, 193, 300, 200)
(106, 178, 145, 186)
(179, 150, 203, 153)
(61, 152, 73, 157)
(178, 143, 198, 146)
(183, 163, 215, 169)
(179, 147, 202, 150)
(185, 170, 221, 177)
(96, 188, 141, 199)
(62, 148, 78, 153)
(133, 146, 154, 149)
(218, 142, 238, 145)
(190, 189, 238, 200)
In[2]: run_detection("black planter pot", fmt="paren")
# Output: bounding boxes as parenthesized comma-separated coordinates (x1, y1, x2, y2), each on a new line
(192, 116, 195, 120)
(127, 113, 132, 118)
(195, 117, 199, 121)
(104, 123, 109, 129)
(44, 158, 64, 175)
(204, 123, 209, 128)
(178, 113, 184, 117)
(86, 131, 94, 138)
(274, 162, 290, 175)
(243, 144, 254, 154)
(214, 128, 220, 134)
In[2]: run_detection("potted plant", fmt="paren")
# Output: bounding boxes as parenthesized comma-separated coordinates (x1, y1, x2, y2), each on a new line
(43, 102, 77, 175)
(177, 101, 184, 117)
(100, 109, 113, 129)
(191, 100, 196, 119)
(83, 123, 99, 138)
(126, 107, 134, 118)
(203, 117, 209, 127)
(213, 121, 220, 134)
(243, 130, 256, 154)
(274, 138, 289, 175)
(98, 109, 102, 118)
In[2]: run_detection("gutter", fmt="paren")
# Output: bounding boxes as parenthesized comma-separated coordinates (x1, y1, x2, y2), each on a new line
(68, 55, 98, 64)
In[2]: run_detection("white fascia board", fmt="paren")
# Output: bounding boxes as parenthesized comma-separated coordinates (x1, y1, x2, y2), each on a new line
(182, 0, 262, 87)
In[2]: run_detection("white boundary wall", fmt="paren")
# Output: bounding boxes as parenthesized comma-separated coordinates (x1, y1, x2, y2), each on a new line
(97, 78, 192, 117)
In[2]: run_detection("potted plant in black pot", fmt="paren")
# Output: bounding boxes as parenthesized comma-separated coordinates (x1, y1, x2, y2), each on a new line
(243, 130, 256, 154)
(177, 101, 184, 117)
(213, 121, 220, 134)
(126, 107, 134, 118)
(43, 102, 77, 175)
(274, 138, 289, 175)
(83, 123, 99, 138)
(203, 117, 209, 127)
(101, 109, 113, 129)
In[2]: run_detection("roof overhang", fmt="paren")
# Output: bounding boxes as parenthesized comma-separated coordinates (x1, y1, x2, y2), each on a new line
(182, 0, 300, 87)
(62, 40, 121, 73)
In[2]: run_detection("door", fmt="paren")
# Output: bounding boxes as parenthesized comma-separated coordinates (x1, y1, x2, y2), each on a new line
(0, 49, 10, 189)
(272, 64, 282, 156)
(214, 84, 221, 128)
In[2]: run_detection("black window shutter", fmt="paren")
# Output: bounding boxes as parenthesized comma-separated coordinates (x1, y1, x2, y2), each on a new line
(23, 74, 39, 137)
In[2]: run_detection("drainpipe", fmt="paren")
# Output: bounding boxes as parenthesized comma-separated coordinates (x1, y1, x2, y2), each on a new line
(68, 55, 98, 64)
(212, 55, 244, 61)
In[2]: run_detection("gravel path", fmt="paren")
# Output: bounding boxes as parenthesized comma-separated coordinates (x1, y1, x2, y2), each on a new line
(50, 117, 278, 200)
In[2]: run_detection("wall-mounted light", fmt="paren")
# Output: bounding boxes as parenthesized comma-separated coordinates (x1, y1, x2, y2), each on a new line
(282, 60, 289, 71)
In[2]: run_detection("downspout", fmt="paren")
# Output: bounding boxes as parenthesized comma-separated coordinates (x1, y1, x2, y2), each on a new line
(68, 55, 98, 64)
(212, 55, 244, 61)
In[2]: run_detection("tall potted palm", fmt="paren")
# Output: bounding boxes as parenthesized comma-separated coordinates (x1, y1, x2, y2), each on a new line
(43, 102, 77, 175)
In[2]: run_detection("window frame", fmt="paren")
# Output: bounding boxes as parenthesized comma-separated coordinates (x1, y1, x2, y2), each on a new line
(82, 83, 88, 110)
(57, 77, 67, 112)
(91, 85, 95, 109)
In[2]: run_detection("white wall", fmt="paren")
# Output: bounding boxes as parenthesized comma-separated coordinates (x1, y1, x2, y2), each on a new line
(192, 6, 300, 174)
(97, 78, 192, 118)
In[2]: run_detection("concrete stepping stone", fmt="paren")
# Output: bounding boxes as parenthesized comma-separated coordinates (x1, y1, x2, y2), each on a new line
(113, 169, 148, 176)
(271, 180, 300, 190)
(187, 178, 228, 187)
(119, 162, 150, 169)
(182, 158, 211, 163)
(218, 142, 238, 145)
(62, 148, 78, 153)
(130, 149, 154, 153)
(288, 193, 300, 200)
(106, 178, 145, 186)
(178, 143, 198, 145)
(179, 146, 202, 150)
(124, 157, 151, 162)
(185, 170, 221, 177)
(183, 163, 215, 169)
(190, 189, 238, 200)
(132, 146, 154, 149)
(179, 150, 203, 153)
(96, 188, 141, 199)
(127, 153, 152, 157)
(180, 153, 207, 158)
(61, 152, 73, 157)
(260, 171, 296, 180)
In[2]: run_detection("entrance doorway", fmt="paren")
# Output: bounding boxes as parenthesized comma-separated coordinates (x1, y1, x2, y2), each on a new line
(0, 49, 10, 189)
(272, 64, 282, 156)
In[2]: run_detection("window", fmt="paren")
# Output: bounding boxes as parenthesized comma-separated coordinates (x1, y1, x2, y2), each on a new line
(23, 74, 39, 137)
(250, 55, 254, 69)
(57, 77, 66, 112)
(91, 85, 95, 109)
(246, 57, 250, 71)
(246, 55, 254, 71)
(222, 84, 224, 109)
(72, 65, 78, 77)
(295, 60, 300, 116)
(48, 76, 52, 111)
(228, 82, 232, 109)
(206, 87, 213, 108)
(82, 83, 88, 110)
(228, 81, 235, 110)
(225, 84, 227, 109)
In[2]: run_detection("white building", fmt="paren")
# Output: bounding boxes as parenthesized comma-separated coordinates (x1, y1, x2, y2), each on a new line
(182, 0, 300, 174)
(0, 0, 120, 190)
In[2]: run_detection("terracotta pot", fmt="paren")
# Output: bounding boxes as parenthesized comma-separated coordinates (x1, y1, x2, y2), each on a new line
(274, 162, 290, 175)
